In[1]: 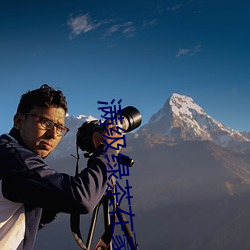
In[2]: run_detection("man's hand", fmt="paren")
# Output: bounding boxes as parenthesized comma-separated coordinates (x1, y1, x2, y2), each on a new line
(92, 124, 125, 154)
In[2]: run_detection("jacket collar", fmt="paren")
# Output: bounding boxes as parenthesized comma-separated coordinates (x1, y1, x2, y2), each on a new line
(8, 127, 26, 147)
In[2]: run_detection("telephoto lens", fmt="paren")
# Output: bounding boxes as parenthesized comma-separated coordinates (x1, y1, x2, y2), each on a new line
(76, 106, 142, 154)
(116, 106, 142, 132)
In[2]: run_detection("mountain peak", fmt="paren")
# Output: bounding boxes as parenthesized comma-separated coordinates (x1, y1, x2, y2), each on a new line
(169, 93, 205, 117)
(140, 93, 250, 146)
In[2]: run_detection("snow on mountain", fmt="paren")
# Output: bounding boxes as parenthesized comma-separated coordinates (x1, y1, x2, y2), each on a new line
(139, 93, 250, 147)
(65, 113, 97, 133)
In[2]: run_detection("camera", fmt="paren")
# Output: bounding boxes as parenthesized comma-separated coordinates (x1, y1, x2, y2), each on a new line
(76, 106, 142, 154)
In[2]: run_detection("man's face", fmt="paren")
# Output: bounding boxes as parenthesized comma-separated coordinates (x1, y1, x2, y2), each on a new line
(15, 106, 66, 158)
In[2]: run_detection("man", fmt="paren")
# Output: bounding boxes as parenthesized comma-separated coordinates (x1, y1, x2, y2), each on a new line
(0, 84, 119, 250)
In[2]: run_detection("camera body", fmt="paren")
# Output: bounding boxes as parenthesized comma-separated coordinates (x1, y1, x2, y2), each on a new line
(76, 106, 142, 154)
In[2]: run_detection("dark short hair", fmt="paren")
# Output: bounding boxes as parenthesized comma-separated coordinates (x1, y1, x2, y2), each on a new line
(17, 84, 68, 114)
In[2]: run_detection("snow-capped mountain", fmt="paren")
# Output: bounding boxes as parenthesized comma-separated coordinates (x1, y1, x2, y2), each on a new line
(139, 93, 250, 147)
(48, 92, 250, 160)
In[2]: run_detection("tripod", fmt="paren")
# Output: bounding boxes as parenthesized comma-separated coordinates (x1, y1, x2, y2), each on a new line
(70, 184, 138, 250)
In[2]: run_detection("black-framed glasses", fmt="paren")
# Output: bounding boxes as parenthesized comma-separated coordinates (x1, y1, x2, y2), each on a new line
(24, 113, 69, 136)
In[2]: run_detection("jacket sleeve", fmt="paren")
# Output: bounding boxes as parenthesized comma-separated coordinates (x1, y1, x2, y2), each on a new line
(1, 140, 117, 214)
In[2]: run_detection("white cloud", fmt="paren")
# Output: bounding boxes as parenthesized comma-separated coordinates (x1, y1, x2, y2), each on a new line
(175, 48, 190, 58)
(67, 13, 110, 39)
(103, 21, 136, 38)
(143, 19, 158, 28)
(67, 13, 136, 39)
(166, 4, 183, 11)
(175, 44, 202, 58)
(121, 22, 136, 37)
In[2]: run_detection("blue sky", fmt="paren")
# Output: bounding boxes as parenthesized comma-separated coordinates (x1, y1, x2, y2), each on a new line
(0, 0, 250, 135)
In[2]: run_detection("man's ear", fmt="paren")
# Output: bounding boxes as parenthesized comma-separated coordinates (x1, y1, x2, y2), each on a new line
(14, 113, 24, 130)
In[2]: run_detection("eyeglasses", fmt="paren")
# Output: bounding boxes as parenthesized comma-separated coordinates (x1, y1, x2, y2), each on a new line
(24, 113, 69, 137)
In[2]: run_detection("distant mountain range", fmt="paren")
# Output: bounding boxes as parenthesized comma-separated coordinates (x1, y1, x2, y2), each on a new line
(49, 93, 250, 160)
(36, 93, 250, 250)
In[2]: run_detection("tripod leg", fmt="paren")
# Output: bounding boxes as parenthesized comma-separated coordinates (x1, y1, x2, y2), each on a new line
(93, 195, 115, 250)
(115, 205, 139, 250)
(86, 201, 101, 249)
(103, 197, 112, 250)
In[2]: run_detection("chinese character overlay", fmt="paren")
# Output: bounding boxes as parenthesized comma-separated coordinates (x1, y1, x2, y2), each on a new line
(98, 100, 138, 249)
